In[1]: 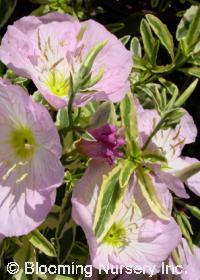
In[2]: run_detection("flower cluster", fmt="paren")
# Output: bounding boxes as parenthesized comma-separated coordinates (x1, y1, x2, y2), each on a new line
(76, 124, 125, 165)
(0, 10, 199, 280)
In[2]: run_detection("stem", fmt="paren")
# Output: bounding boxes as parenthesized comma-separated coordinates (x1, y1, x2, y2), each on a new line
(68, 78, 76, 129)
(174, 198, 186, 207)
(142, 108, 176, 151)
(67, 74, 82, 132)
(141, 116, 165, 151)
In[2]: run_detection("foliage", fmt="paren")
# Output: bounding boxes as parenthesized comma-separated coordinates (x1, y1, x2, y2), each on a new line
(0, 1, 200, 280)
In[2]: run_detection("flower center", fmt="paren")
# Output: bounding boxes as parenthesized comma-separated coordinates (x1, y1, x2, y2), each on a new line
(103, 222, 128, 247)
(10, 126, 36, 160)
(44, 70, 69, 97)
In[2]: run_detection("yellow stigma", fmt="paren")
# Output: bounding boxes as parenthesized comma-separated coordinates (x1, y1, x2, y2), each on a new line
(45, 70, 69, 97)
(103, 222, 128, 248)
(10, 126, 36, 160)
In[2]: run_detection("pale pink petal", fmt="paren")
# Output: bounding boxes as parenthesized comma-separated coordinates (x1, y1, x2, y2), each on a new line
(168, 238, 200, 280)
(154, 169, 189, 199)
(0, 80, 64, 236)
(0, 185, 56, 236)
(135, 100, 197, 160)
(0, 14, 132, 108)
(72, 161, 181, 272)
(169, 157, 200, 196)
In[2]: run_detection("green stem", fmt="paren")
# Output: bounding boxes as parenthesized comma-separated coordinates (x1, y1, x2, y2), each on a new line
(66, 75, 83, 133)
(68, 82, 76, 129)
(141, 115, 165, 151)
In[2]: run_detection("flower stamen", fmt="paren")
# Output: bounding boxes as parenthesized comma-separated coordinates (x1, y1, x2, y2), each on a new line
(2, 163, 17, 181)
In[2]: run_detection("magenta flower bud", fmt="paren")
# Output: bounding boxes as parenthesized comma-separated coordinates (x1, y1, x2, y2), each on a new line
(76, 124, 125, 165)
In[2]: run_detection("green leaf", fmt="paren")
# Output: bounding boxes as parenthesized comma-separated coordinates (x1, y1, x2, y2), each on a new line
(175, 79, 198, 106)
(31, 4, 50, 16)
(69, 241, 89, 264)
(106, 22, 125, 33)
(146, 14, 174, 60)
(79, 40, 107, 80)
(14, 238, 36, 280)
(130, 37, 142, 57)
(171, 249, 181, 266)
(0, 0, 17, 30)
(151, 64, 174, 73)
(157, 79, 179, 110)
(120, 92, 140, 157)
(119, 160, 136, 188)
(140, 19, 155, 60)
(176, 5, 200, 55)
(186, 205, 200, 221)
(195, 231, 200, 247)
(55, 191, 76, 264)
(142, 152, 167, 163)
(27, 229, 56, 257)
(0, 61, 4, 76)
(81, 65, 105, 90)
(133, 56, 149, 70)
(180, 212, 193, 235)
(151, 39, 160, 66)
(93, 165, 125, 241)
(178, 67, 200, 78)
(186, 6, 200, 52)
(76, 26, 87, 42)
(56, 107, 69, 131)
(158, 78, 179, 96)
(137, 167, 170, 220)
(175, 162, 200, 181)
(176, 214, 191, 240)
(0, 238, 21, 260)
(120, 35, 131, 46)
(188, 54, 200, 66)
(175, 212, 194, 252)
(176, 6, 199, 40)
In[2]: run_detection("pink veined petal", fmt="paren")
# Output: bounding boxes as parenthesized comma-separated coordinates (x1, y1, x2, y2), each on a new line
(178, 111, 197, 145)
(39, 12, 76, 24)
(0, 79, 64, 237)
(154, 169, 189, 199)
(168, 238, 200, 280)
(29, 148, 64, 192)
(135, 98, 197, 160)
(79, 19, 132, 103)
(151, 110, 197, 161)
(72, 160, 181, 271)
(0, 14, 132, 109)
(0, 185, 56, 236)
(107, 180, 181, 273)
(72, 160, 111, 261)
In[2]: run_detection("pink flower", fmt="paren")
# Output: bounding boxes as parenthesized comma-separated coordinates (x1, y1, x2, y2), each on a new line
(167, 238, 200, 280)
(72, 160, 181, 275)
(76, 124, 125, 164)
(0, 12, 132, 109)
(0, 79, 64, 237)
(136, 99, 200, 197)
